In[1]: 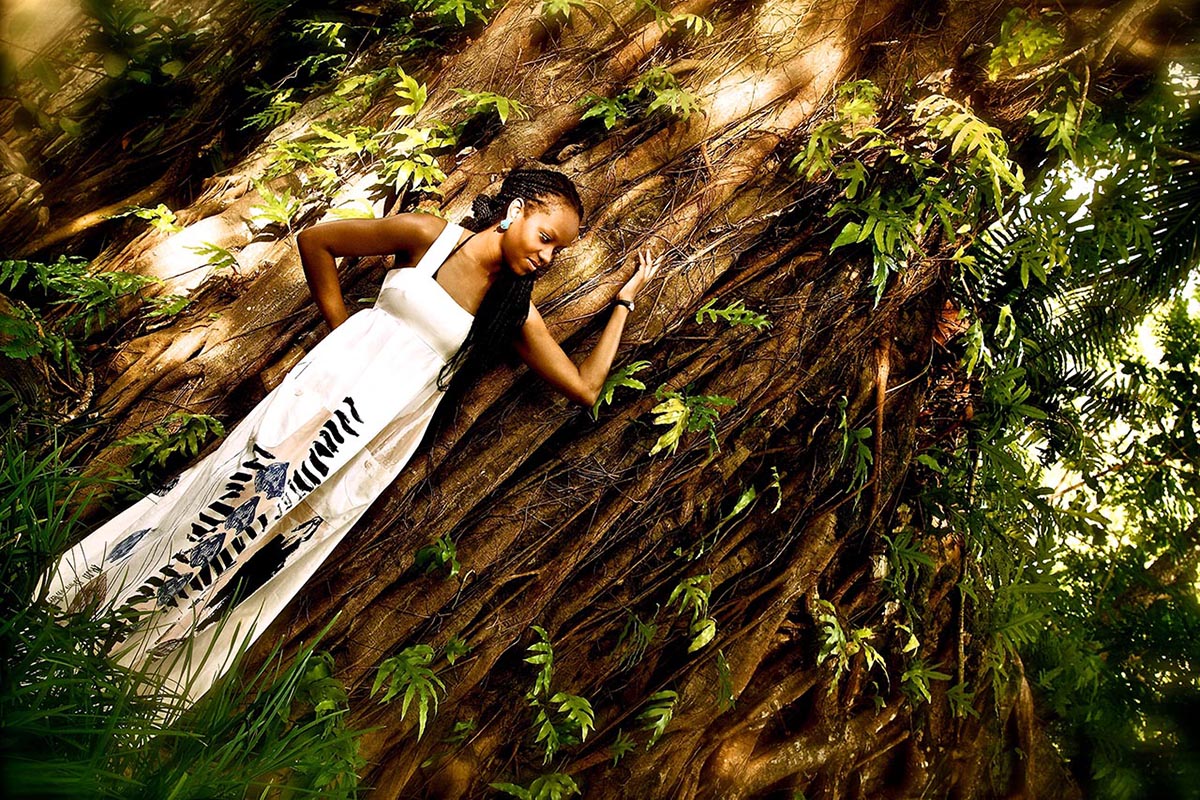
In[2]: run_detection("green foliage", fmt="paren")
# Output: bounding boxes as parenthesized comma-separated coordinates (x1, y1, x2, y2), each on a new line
(833, 397, 872, 490)
(265, 137, 321, 178)
(0, 425, 364, 797)
(947, 681, 980, 720)
(695, 298, 770, 330)
(669, 574, 717, 651)
(813, 598, 885, 691)
(443, 717, 476, 743)
(792, 81, 883, 179)
(648, 387, 735, 456)
(520, 626, 594, 764)
(677, 482, 760, 560)
(310, 122, 374, 160)
(668, 574, 710, 622)
(142, 293, 192, 319)
(551, 692, 595, 742)
(417, 0, 495, 27)
(670, 12, 713, 37)
(491, 772, 580, 800)
(293, 18, 348, 78)
(592, 359, 650, 418)
(250, 179, 302, 227)
(797, 79, 1025, 302)
(0, 301, 78, 374)
(900, 658, 951, 705)
(371, 643, 445, 739)
(288, 650, 366, 793)
(636, 67, 703, 121)
(579, 94, 630, 130)
(19, 0, 202, 143)
(84, 0, 198, 85)
(243, 85, 303, 130)
(530, 691, 593, 762)
(636, 689, 678, 748)
(965, 78, 1194, 392)
(188, 241, 241, 272)
(525, 625, 555, 699)
(452, 88, 530, 124)
(636, 0, 713, 36)
(716, 650, 736, 711)
(328, 201, 378, 220)
(1029, 77, 1098, 159)
(376, 124, 455, 195)
(111, 203, 182, 233)
(609, 729, 636, 765)
(414, 533, 461, 578)
(914, 94, 1025, 212)
(112, 412, 226, 475)
(579, 66, 702, 129)
(392, 67, 428, 116)
(616, 611, 657, 670)
(1, 255, 154, 342)
(262, 69, 444, 201)
(987, 8, 1064, 80)
(766, 465, 784, 512)
(881, 524, 934, 599)
(531, 704, 563, 764)
(237, 8, 409, 135)
(541, 0, 587, 25)
(443, 635, 472, 665)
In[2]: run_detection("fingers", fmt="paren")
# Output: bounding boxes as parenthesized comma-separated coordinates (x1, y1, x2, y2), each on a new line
(622, 246, 661, 301)
(637, 246, 659, 278)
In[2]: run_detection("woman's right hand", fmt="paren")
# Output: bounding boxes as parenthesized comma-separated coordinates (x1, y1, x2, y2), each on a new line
(617, 246, 661, 304)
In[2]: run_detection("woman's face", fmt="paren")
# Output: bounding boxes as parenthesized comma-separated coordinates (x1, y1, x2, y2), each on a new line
(500, 198, 581, 277)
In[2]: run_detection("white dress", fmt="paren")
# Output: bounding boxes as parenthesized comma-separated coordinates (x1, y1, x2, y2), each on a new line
(46, 221, 473, 704)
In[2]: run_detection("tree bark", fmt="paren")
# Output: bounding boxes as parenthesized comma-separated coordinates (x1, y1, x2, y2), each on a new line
(5, 0, 1179, 796)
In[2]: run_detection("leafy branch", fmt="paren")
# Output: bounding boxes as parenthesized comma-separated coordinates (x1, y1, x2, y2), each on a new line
(592, 360, 650, 419)
(579, 66, 702, 129)
(695, 298, 771, 330)
(669, 575, 717, 652)
(648, 388, 735, 456)
(371, 644, 445, 739)
(113, 413, 226, 478)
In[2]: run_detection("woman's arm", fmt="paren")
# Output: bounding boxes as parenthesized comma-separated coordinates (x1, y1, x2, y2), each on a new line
(296, 213, 443, 329)
(514, 247, 659, 406)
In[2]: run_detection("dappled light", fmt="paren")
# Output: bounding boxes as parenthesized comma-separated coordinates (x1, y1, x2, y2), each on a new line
(2, 1, 1197, 799)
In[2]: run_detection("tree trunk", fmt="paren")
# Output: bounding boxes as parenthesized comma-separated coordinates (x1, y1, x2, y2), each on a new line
(3, 0, 1178, 796)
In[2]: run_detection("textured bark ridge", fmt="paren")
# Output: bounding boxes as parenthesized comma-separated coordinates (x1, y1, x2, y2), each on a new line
(3, 0, 1175, 796)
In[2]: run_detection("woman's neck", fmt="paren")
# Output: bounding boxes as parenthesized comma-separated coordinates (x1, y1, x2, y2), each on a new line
(458, 225, 507, 277)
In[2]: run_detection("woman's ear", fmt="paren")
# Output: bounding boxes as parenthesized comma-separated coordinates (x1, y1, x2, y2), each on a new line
(506, 198, 525, 221)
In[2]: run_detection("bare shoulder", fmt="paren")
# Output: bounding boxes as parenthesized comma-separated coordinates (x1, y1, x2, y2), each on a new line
(297, 211, 449, 263)
(385, 212, 446, 265)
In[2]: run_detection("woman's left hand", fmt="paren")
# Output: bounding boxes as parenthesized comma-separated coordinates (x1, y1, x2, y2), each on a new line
(617, 246, 661, 304)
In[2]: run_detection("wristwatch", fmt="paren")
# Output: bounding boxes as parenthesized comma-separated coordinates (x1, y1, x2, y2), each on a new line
(614, 298, 635, 313)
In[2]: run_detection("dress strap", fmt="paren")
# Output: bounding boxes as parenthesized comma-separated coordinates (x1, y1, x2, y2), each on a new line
(415, 222, 466, 277)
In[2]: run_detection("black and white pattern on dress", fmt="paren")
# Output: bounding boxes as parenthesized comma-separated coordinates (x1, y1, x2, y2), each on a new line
(105, 397, 363, 648)
(108, 529, 150, 563)
(201, 514, 326, 632)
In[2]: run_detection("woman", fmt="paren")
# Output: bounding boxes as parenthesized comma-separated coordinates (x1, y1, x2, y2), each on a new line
(47, 168, 658, 704)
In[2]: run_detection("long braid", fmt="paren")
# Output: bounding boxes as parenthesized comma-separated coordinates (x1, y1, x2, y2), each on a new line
(436, 169, 583, 391)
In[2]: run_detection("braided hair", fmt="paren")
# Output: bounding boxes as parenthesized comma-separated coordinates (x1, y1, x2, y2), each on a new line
(436, 169, 584, 390)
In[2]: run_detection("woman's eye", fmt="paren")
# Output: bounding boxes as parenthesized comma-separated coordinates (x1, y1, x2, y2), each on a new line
(540, 234, 550, 243)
